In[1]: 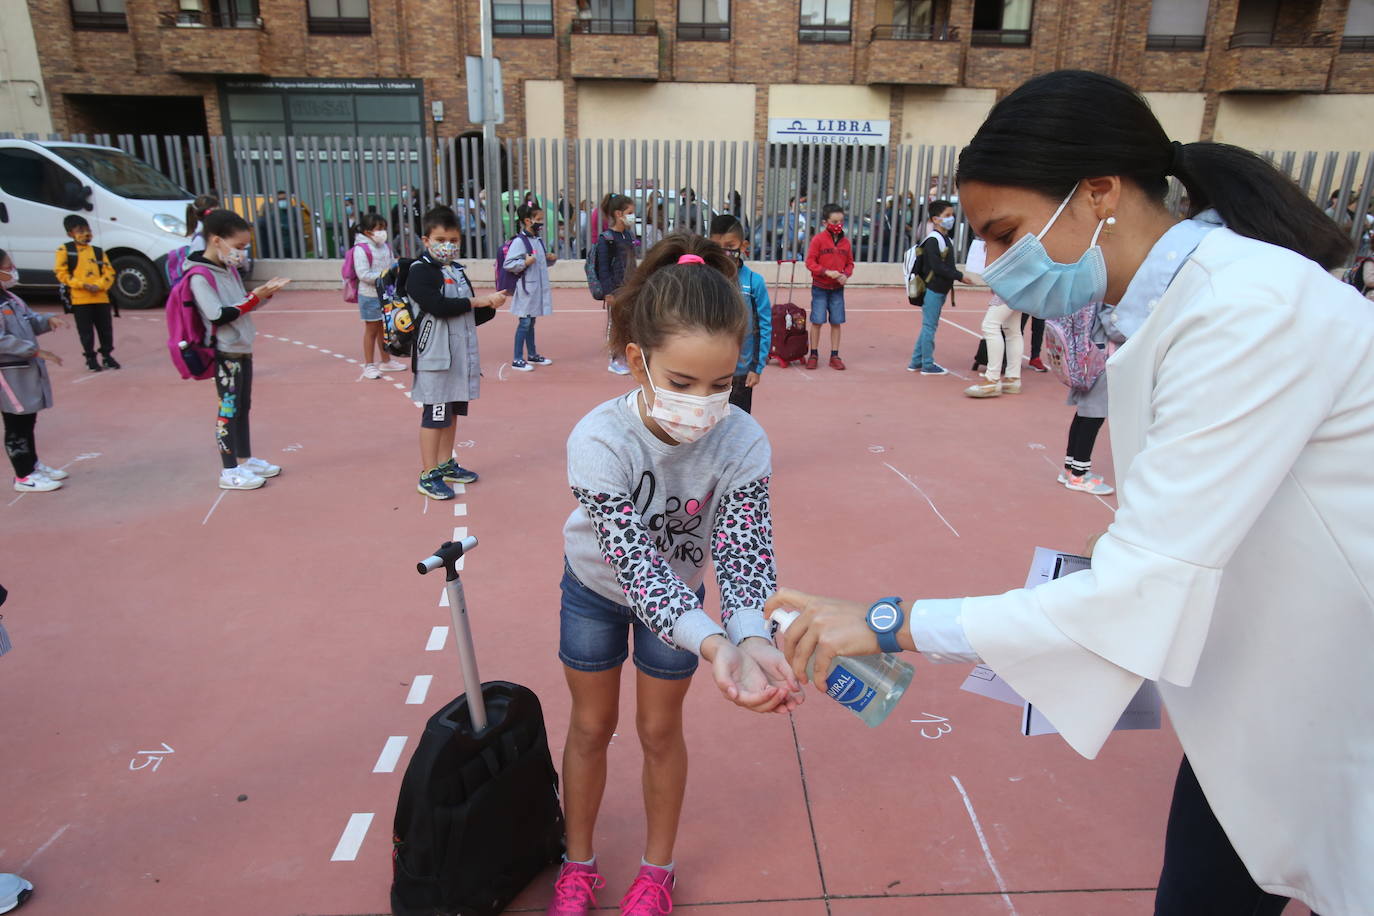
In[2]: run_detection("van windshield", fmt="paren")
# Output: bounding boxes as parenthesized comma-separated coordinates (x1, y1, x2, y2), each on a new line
(49, 146, 189, 201)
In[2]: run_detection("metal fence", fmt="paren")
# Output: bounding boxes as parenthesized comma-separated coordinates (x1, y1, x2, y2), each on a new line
(3, 130, 1372, 265)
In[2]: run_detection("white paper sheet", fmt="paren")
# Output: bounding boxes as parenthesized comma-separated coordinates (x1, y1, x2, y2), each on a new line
(959, 546, 1162, 736)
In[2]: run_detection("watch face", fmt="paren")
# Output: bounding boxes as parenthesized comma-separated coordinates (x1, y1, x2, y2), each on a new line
(869, 602, 901, 633)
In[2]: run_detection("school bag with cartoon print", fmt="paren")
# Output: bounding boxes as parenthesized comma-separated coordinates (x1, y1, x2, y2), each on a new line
(379, 258, 418, 357)
(164, 266, 218, 380)
(1043, 304, 1108, 392)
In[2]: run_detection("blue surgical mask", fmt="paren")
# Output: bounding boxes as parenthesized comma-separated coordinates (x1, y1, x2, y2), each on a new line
(980, 183, 1108, 320)
(939, 215, 955, 230)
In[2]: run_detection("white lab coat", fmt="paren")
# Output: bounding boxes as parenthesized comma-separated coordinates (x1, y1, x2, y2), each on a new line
(962, 228, 1374, 915)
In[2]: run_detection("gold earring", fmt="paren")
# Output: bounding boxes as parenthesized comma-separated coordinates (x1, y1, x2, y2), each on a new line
(1104, 215, 1117, 234)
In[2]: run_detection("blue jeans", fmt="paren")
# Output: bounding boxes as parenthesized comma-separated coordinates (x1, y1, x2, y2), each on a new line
(513, 316, 538, 362)
(558, 564, 701, 681)
(909, 290, 947, 370)
(809, 286, 846, 325)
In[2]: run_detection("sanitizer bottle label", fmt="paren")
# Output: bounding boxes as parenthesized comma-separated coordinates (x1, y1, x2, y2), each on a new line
(826, 664, 877, 712)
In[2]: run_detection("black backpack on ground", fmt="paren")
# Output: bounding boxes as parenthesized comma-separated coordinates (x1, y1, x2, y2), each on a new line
(391, 539, 565, 916)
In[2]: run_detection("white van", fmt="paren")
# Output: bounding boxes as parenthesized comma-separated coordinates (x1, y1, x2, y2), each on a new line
(0, 139, 194, 309)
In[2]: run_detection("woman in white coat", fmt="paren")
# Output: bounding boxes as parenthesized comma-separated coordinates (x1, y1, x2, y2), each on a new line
(770, 70, 1369, 916)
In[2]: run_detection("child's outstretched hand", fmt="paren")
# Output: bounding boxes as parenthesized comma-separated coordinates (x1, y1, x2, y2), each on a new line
(701, 635, 788, 714)
(738, 637, 805, 713)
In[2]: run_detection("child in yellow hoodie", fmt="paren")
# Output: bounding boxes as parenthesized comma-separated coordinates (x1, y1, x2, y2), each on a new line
(55, 214, 118, 372)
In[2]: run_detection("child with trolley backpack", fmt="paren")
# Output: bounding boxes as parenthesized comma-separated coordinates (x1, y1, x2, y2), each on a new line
(407, 207, 507, 500)
(549, 233, 802, 916)
(0, 248, 71, 493)
(501, 202, 557, 372)
(708, 214, 771, 413)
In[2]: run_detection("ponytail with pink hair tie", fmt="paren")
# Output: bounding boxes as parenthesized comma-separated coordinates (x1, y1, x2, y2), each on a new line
(677, 254, 705, 265)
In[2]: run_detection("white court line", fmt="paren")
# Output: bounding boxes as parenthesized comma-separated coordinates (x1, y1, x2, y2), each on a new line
(372, 737, 408, 774)
(20, 824, 69, 871)
(405, 675, 433, 705)
(453, 526, 468, 541)
(333, 353, 345, 358)
(201, 491, 227, 526)
(426, 626, 449, 650)
(70, 373, 102, 385)
(453, 503, 467, 516)
(306, 344, 318, 349)
(451, 483, 466, 494)
(393, 382, 407, 389)
(293, 340, 304, 345)
(950, 776, 1018, 915)
(7, 493, 24, 507)
(330, 813, 374, 861)
(346, 358, 358, 364)
(883, 463, 960, 538)
(939, 316, 983, 340)
(439, 587, 449, 607)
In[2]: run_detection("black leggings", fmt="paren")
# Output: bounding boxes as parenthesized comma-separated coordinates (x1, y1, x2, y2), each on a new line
(215, 354, 253, 469)
(1020, 313, 1044, 359)
(1065, 414, 1105, 469)
(728, 374, 754, 414)
(2, 411, 37, 479)
(1156, 758, 1316, 915)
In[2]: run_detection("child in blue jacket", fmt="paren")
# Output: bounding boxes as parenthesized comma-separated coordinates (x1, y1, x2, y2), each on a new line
(709, 215, 771, 414)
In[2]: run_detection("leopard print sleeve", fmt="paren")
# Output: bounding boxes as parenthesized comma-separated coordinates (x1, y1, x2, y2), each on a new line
(572, 486, 710, 649)
(711, 476, 777, 644)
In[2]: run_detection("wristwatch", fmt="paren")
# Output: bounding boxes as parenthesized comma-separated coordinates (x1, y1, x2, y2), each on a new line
(866, 597, 905, 654)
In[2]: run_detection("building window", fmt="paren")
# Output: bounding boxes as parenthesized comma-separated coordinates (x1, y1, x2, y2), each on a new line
(573, 0, 653, 34)
(1343, 0, 1374, 50)
(800, 0, 851, 43)
(679, 0, 729, 40)
(494, 0, 554, 36)
(70, 0, 127, 31)
(167, 0, 261, 28)
(1146, 0, 1207, 48)
(307, 0, 370, 35)
(873, 0, 954, 39)
(971, 0, 1032, 45)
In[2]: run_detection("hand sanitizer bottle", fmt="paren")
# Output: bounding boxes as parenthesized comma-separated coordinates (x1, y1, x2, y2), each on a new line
(771, 609, 915, 727)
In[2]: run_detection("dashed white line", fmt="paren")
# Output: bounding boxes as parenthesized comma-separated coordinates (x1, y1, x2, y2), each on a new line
(453, 503, 467, 516)
(201, 491, 227, 526)
(426, 626, 449, 651)
(330, 813, 374, 861)
(451, 483, 466, 495)
(950, 776, 1018, 915)
(393, 382, 406, 390)
(405, 675, 433, 705)
(372, 737, 408, 774)
(439, 588, 449, 608)
(452, 526, 468, 542)
(20, 824, 69, 871)
(883, 462, 960, 537)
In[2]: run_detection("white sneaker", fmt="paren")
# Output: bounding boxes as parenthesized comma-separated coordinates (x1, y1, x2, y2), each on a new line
(242, 457, 281, 478)
(528, 355, 553, 366)
(33, 461, 69, 480)
(0, 873, 34, 913)
(510, 360, 534, 372)
(13, 474, 61, 493)
(363, 363, 382, 379)
(1062, 472, 1115, 495)
(220, 468, 266, 490)
(378, 359, 407, 372)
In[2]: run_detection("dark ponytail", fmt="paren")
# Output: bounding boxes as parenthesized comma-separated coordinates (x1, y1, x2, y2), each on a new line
(202, 208, 251, 240)
(601, 192, 632, 222)
(957, 70, 1352, 269)
(186, 192, 221, 237)
(607, 231, 744, 360)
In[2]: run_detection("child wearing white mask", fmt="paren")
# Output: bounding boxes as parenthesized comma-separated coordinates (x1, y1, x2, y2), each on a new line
(350, 210, 400, 379)
(187, 209, 291, 490)
(548, 233, 801, 916)
(906, 199, 965, 375)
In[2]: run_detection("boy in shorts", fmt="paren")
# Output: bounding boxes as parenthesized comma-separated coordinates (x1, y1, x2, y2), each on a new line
(803, 203, 853, 370)
(406, 207, 506, 499)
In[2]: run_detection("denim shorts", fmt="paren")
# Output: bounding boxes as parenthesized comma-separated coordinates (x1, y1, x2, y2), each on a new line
(359, 294, 382, 322)
(810, 286, 846, 325)
(559, 563, 701, 681)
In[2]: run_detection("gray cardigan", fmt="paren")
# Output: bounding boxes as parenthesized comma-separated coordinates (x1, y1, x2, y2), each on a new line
(0, 292, 55, 415)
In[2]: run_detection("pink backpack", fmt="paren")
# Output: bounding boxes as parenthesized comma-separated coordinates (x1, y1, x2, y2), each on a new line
(1043, 304, 1108, 392)
(341, 243, 372, 303)
(165, 265, 218, 380)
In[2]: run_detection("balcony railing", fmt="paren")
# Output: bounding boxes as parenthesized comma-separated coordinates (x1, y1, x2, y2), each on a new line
(799, 23, 852, 43)
(1146, 33, 1205, 50)
(571, 18, 657, 35)
(678, 22, 729, 40)
(971, 28, 1031, 46)
(1340, 35, 1374, 51)
(493, 18, 554, 36)
(307, 15, 370, 34)
(871, 24, 959, 41)
(1227, 30, 1334, 49)
(159, 8, 261, 28)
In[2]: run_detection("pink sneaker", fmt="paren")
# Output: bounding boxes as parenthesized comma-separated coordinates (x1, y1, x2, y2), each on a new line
(547, 861, 605, 915)
(619, 864, 675, 915)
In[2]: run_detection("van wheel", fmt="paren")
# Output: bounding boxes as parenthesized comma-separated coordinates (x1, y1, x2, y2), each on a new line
(111, 253, 165, 310)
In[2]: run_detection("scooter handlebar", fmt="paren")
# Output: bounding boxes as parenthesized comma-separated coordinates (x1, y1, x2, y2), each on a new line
(417, 535, 480, 574)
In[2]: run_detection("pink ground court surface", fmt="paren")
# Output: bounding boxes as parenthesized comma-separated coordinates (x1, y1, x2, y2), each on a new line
(1, 283, 1313, 915)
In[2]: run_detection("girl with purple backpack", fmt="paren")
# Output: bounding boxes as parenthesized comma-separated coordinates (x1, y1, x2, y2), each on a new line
(503, 202, 556, 372)
(349, 211, 401, 380)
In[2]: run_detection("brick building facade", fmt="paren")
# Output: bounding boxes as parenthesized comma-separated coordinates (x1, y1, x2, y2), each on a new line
(16, 0, 1374, 152)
